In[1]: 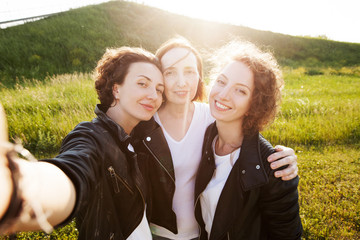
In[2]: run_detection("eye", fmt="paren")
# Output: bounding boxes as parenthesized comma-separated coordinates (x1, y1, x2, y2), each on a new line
(164, 69, 176, 77)
(235, 88, 246, 95)
(216, 78, 225, 86)
(138, 81, 148, 87)
(156, 87, 164, 94)
(184, 69, 196, 75)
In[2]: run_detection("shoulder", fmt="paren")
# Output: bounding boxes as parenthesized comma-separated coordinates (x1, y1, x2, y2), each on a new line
(257, 134, 276, 174)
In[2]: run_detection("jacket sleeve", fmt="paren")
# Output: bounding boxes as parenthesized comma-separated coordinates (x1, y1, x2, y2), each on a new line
(41, 122, 102, 226)
(258, 137, 303, 239)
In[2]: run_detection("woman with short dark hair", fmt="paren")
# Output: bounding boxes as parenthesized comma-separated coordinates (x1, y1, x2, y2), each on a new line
(0, 46, 165, 240)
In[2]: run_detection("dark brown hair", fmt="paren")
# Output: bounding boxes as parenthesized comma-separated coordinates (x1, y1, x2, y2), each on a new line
(155, 36, 205, 102)
(211, 41, 284, 135)
(95, 47, 161, 107)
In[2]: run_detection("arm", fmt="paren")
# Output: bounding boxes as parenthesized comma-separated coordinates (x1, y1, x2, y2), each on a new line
(260, 173, 302, 239)
(0, 148, 76, 234)
(0, 104, 76, 234)
(267, 145, 298, 181)
(259, 136, 302, 239)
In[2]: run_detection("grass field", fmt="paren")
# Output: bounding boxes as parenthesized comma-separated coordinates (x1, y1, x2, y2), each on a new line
(0, 68, 359, 239)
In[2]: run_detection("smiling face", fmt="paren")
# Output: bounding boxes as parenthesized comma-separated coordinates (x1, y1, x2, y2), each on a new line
(209, 61, 255, 125)
(160, 47, 199, 105)
(113, 62, 164, 125)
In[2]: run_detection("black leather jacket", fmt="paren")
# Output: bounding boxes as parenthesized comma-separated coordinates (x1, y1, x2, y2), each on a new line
(194, 123, 303, 240)
(132, 119, 178, 233)
(44, 105, 148, 240)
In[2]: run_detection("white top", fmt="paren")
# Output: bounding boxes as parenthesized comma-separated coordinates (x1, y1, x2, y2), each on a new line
(151, 102, 214, 240)
(200, 136, 241, 238)
(126, 144, 152, 240)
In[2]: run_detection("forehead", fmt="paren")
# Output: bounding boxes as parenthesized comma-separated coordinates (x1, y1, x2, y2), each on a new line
(161, 47, 197, 70)
(221, 61, 254, 89)
(126, 62, 163, 84)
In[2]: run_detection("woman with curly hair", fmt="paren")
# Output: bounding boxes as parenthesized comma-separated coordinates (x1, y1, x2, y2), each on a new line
(194, 41, 302, 239)
(0, 46, 165, 239)
(147, 37, 300, 240)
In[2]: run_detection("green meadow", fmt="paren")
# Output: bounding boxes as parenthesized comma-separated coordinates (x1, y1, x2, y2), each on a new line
(1, 69, 359, 239)
(1, 0, 360, 239)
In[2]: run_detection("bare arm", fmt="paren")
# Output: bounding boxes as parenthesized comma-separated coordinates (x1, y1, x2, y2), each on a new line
(0, 104, 76, 234)
(267, 145, 299, 181)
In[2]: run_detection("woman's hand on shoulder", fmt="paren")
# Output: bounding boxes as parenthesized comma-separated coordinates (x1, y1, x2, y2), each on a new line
(267, 145, 298, 181)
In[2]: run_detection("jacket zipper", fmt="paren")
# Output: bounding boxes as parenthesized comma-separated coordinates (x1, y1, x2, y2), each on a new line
(108, 166, 134, 194)
(136, 184, 146, 209)
(142, 140, 175, 183)
(227, 232, 230, 240)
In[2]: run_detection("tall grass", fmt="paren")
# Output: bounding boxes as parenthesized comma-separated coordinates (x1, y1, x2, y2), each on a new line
(263, 68, 360, 147)
(1, 73, 97, 155)
(0, 69, 359, 239)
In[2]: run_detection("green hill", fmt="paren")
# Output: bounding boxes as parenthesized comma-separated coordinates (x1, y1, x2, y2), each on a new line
(1, 0, 359, 86)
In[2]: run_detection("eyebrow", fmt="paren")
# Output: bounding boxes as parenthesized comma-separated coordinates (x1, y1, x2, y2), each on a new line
(139, 75, 164, 87)
(220, 74, 252, 91)
(138, 75, 152, 81)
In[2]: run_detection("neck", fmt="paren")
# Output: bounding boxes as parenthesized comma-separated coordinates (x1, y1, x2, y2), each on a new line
(106, 103, 137, 135)
(215, 120, 244, 156)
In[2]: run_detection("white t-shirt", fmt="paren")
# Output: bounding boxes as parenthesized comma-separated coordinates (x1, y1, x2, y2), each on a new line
(151, 102, 214, 240)
(126, 144, 152, 240)
(200, 136, 240, 237)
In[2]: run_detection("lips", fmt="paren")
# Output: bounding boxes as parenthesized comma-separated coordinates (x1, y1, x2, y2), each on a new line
(140, 103, 155, 111)
(214, 100, 231, 111)
(174, 90, 189, 97)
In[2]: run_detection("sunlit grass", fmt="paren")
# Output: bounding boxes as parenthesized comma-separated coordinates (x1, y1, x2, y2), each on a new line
(1, 73, 97, 155)
(0, 69, 359, 239)
(263, 72, 360, 147)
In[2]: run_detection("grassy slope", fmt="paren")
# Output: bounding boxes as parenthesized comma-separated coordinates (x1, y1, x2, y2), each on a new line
(1, 1, 360, 87)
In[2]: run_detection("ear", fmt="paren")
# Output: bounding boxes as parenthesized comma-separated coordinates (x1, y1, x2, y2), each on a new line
(112, 84, 120, 100)
(0, 104, 8, 142)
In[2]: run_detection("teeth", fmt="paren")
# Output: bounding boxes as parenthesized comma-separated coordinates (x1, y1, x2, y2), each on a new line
(215, 101, 230, 110)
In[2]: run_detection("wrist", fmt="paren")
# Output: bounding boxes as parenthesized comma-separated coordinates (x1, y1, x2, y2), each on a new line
(0, 168, 12, 220)
(0, 151, 24, 233)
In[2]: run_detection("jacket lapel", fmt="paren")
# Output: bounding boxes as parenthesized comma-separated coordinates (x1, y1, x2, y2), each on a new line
(133, 118, 175, 181)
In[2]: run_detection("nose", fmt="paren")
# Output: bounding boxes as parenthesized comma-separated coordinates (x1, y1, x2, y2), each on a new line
(176, 73, 186, 88)
(218, 86, 231, 100)
(147, 87, 159, 101)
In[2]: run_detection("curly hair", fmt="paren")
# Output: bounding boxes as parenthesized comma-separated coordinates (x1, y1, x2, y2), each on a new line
(95, 47, 161, 107)
(155, 36, 205, 102)
(210, 40, 284, 135)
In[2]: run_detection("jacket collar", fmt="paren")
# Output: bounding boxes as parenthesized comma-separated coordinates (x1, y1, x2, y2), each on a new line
(197, 122, 269, 195)
(133, 118, 175, 181)
(94, 104, 131, 145)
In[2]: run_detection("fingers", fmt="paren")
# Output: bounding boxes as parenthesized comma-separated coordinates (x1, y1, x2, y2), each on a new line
(272, 156, 298, 180)
(267, 145, 295, 163)
(278, 165, 299, 181)
(269, 154, 297, 170)
(268, 145, 299, 181)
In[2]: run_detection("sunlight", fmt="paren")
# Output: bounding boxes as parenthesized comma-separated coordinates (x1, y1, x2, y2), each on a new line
(136, 0, 360, 43)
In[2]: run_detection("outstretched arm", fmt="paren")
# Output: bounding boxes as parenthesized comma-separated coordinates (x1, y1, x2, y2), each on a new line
(0, 104, 76, 234)
(267, 145, 299, 181)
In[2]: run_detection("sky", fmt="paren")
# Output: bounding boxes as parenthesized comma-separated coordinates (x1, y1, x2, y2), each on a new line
(1, 0, 359, 43)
